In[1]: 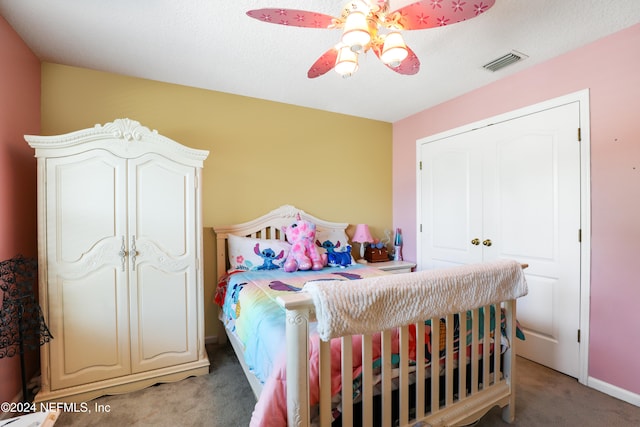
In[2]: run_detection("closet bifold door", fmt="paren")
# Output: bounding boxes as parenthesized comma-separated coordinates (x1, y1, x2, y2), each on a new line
(127, 153, 200, 373)
(419, 135, 485, 270)
(45, 150, 131, 390)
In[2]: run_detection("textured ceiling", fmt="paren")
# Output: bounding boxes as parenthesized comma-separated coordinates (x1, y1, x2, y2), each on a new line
(1, 0, 639, 122)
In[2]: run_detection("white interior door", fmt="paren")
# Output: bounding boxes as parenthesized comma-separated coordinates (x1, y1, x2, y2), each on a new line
(420, 134, 484, 268)
(418, 101, 582, 377)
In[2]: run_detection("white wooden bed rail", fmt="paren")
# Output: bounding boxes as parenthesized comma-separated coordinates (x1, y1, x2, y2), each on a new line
(277, 293, 518, 427)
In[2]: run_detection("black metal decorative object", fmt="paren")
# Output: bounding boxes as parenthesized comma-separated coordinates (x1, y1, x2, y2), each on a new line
(0, 255, 53, 402)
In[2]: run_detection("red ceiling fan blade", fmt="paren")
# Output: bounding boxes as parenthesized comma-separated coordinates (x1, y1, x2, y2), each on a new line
(373, 44, 421, 75)
(307, 48, 339, 78)
(247, 8, 337, 28)
(389, 0, 495, 30)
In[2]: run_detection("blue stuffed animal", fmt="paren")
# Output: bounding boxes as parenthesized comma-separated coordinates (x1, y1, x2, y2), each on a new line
(316, 240, 352, 268)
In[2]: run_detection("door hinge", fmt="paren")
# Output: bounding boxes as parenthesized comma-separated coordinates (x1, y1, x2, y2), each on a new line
(419, 161, 422, 170)
(577, 127, 581, 142)
(419, 224, 422, 232)
(577, 329, 581, 343)
(578, 229, 582, 242)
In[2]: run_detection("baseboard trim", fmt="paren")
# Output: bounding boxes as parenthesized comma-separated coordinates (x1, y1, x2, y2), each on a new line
(588, 376, 640, 407)
(0, 390, 23, 420)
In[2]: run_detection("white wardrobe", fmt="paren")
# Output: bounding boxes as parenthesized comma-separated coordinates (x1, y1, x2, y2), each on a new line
(26, 119, 210, 402)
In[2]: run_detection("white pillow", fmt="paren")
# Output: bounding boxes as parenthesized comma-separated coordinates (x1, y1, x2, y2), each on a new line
(227, 234, 291, 272)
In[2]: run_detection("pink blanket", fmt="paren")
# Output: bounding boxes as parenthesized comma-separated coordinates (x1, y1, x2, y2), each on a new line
(250, 331, 402, 427)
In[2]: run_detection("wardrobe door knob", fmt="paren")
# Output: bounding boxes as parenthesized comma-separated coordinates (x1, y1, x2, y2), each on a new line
(471, 238, 480, 246)
(483, 239, 492, 247)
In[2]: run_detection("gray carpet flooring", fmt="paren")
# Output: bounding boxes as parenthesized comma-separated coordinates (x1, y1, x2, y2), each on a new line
(53, 343, 640, 426)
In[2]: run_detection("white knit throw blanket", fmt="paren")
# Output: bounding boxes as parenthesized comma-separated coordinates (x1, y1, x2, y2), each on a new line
(304, 259, 528, 341)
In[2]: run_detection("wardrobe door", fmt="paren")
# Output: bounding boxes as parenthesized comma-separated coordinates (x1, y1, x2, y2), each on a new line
(45, 151, 130, 390)
(128, 154, 199, 372)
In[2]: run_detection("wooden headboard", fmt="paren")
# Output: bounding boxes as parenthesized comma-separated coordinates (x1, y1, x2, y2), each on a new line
(212, 205, 350, 279)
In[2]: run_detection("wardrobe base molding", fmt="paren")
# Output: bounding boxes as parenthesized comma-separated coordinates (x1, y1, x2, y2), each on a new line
(35, 359, 210, 404)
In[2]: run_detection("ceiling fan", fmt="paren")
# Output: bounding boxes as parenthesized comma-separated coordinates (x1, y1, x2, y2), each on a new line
(247, 0, 496, 78)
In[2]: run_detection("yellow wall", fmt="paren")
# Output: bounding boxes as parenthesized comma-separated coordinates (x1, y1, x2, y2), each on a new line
(40, 63, 393, 338)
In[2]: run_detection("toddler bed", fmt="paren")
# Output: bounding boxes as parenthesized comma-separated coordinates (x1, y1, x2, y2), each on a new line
(213, 205, 528, 427)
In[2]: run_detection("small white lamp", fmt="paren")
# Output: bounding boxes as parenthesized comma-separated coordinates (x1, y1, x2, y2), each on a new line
(381, 31, 408, 68)
(341, 10, 371, 52)
(351, 224, 374, 259)
(335, 45, 359, 77)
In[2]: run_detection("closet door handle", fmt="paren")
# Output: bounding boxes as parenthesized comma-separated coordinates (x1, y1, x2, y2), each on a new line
(483, 239, 492, 247)
(118, 236, 128, 272)
(471, 238, 480, 246)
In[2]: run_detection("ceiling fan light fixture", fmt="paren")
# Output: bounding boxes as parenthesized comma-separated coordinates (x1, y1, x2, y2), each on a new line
(381, 31, 408, 67)
(341, 11, 371, 52)
(246, 0, 496, 78)
(335, 45, 359, 77)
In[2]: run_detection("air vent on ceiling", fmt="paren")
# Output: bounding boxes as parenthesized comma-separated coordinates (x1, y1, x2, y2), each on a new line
(482, 50, 528, 72)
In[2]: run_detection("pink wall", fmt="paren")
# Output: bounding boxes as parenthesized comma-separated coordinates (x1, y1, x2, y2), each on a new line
(0, 16, 41, 403)
(393, 23, 640, 395)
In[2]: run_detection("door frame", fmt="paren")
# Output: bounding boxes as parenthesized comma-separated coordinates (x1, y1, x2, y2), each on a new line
(415, 89, 591, 385)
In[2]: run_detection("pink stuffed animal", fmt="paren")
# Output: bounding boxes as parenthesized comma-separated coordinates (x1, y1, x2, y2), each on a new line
(282, 216, 325, 272)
